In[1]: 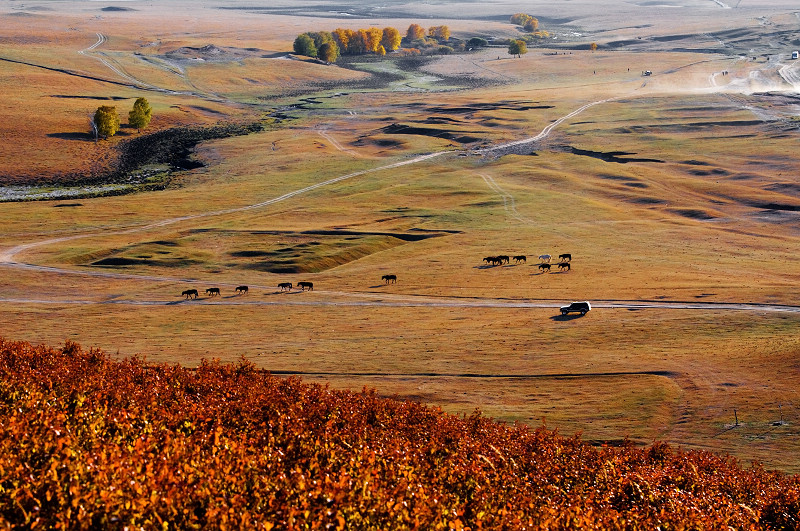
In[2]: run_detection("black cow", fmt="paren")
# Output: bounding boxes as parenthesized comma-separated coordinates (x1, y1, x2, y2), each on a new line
(278, 282, 292, 291)
(382, 274, 397, 284)
(513, 255, 526, 263)
(182, 289, 198, 299)
(559, 253, 572, 262)
(539, 263, 551, 273)
(298, 281, 314, 291)
(235, 285, 249, 294)
(558, 262, 570, 271)
(206, 287, 220, 296)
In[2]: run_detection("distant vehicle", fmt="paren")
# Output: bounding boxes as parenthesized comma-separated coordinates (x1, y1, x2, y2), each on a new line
(560, 301, 591, 315)
(793, 51, 799, 60)
(643, 70, 652, 76)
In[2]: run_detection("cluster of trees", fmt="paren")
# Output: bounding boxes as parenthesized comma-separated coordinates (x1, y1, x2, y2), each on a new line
(91, 97, 152, 140)
(510, 13, 539, 32)
(293, 23, 452, 62)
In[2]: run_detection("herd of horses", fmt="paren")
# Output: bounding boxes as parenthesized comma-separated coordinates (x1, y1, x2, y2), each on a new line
(483, 253, 572, 273)
(179, 253, 570, 300)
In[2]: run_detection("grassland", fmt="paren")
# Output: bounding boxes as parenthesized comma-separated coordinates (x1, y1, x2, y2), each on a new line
(1, 0, 800, 474)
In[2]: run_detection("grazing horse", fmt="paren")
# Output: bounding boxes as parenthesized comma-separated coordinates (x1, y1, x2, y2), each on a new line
(278, 282, 292, 291)
(235, 285, 248, 294)
(513, 255, 526, 263)
(538, 254, 552, 263)
(497, 255, 510, 264)
(382, 274, 397, 284)
(559, 253, 572, 262)
(182, 289, 198, 299)
(539, 263, 551, 273)
(558, 262, 570, 271)
(206, 287, 221, 297)
(298, 281, 314, 291)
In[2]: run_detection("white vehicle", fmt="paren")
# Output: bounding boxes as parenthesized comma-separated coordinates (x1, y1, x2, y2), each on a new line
(792, 51, 799, 60)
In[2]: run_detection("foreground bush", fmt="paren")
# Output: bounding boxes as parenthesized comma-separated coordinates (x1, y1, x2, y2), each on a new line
(0, 339, 798, 529)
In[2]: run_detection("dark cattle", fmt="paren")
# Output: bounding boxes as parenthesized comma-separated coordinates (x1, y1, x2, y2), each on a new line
(235, 285, 248, 294)
(182, 289, 198, 299)
(483, 256, 494, 264)
(278, 282, 292, 291)
(559, 253, 572, 262)
(206, 287, 221, 296)
(558, 262, 570, 271)
(539, 263, 551, 273)
(298, 281, 314, 291)
(382, 274, 397, 284)
(497, 255, 510, 264)
(513, 255, 526, 263)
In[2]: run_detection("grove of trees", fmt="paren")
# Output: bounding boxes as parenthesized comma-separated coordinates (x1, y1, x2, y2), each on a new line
(510, 13, 539, 32)
(293, 23, 451, 62)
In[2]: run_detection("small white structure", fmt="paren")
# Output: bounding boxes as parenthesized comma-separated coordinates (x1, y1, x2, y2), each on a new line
(792, 51, 799, 60)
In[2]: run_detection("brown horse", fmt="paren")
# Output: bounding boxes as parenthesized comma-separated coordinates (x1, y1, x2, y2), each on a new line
(205, 287, 220, 296)
(298, 281, 314, 291)
(278, 282, 292, 291)
(235, 285, 248, 294)
(182, 289, 198, 299)
(382, 274, 397, 284)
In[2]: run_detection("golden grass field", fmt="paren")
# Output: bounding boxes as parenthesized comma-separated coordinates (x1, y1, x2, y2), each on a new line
(2, 0, 800, 472)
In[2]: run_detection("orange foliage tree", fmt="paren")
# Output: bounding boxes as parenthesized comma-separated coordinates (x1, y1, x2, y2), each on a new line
(381, 26, 402, 52)
(406, 23, 426, 41)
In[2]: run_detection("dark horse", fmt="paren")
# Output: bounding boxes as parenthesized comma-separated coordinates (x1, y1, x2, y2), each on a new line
(558, 262, 570, 271)
(382, 274, 397, 284)
(298, 281, 314, 291)
(559, 253, 572, 262)
(278, 282, 292, 291)
(539, 263, 551, 273)
(182, 289, 198, 299)
(513, 255, 526, 263)
(235, 285, 248, 294)
(206, 287, 220, 297)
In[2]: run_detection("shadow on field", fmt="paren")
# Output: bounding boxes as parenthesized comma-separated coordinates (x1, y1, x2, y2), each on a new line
(550, 313, 587, 322)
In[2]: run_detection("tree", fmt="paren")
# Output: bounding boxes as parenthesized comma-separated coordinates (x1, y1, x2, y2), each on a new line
(428, 25, 451, 41)
(318, 41, 340, 63)
(381, 27, 401, 52)
(293, 34, 317, 58)
(508, 39, 527, 58)
(406, 23, 426, 42)
(128, 97, 152, 133)
(308, 31, 334, 50)
(93, 105, 120, 139)
(467, 37, 489, 49)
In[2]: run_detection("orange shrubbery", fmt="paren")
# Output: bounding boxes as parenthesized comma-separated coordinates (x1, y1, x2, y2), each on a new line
(0, 338, 798, 529)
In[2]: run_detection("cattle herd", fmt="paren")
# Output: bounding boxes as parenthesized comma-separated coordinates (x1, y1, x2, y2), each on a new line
(180, 276, 399, 299)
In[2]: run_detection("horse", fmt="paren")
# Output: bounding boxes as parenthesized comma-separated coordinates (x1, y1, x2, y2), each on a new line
(559, 253, 572, 262)
(497, 255, 510, 264)
(235, 285, 248, 294)
(206, 287, 220, 297)
(278, 282, 292, 291)
(538, 254, 552, 263)
(382, 274, 397, 284)
(558, 262, 570, 271)
(513, 255, 526, 263)
(298, 281, 314, 291)
(539, 263, 551, 273)
(182, 289, 198, 299)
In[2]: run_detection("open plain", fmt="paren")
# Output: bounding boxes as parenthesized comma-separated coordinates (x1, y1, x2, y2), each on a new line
(2, 0, 800, 473)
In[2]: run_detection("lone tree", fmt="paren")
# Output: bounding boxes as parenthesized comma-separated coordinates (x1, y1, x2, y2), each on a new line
(128, 97, 152, 133)
(508, 39, 528, 58)
(406, 23, 426, 42)
(92, 105, 120, 139)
